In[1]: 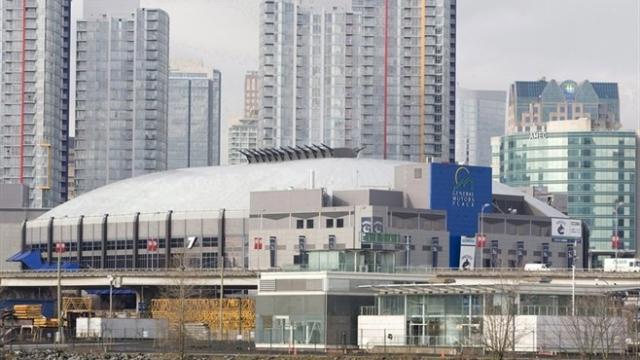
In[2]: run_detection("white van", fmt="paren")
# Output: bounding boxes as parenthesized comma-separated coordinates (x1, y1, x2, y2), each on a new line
(524, 263, 550, 271)
(603, 258, 640, 272)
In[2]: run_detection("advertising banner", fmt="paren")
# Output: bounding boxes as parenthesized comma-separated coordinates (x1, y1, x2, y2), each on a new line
(551, 218, 581, 240)
(459, 236, 476, 270)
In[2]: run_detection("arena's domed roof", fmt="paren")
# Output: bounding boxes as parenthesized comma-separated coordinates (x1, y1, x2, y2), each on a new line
(42, 158, 566, 218)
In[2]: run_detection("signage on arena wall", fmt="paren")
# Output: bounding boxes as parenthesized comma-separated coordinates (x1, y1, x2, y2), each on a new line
(551, 218, 581, 240)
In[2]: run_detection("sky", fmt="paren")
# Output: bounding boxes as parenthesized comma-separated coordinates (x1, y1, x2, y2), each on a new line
(71, 0, 640, 161)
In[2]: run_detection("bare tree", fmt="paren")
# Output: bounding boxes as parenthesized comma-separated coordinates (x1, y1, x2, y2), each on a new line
(480, 281, 530, 360)
(561, 295, 627, 359)
(154, 253, 197, 360)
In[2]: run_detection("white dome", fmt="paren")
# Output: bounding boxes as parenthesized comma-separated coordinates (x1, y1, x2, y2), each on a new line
(43, 158, 566, 219)
(44, 158, 408, 218)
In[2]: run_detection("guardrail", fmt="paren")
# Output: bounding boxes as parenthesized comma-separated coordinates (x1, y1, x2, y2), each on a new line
(1, 266, 639, 278)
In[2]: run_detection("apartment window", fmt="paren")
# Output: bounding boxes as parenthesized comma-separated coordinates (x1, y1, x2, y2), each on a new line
(296, 219, 304, 229)
(336, 218, 344, 228)
(328, 235, 336, 250)
(306, 219, 314, 229)
(326, 219, 334, 228)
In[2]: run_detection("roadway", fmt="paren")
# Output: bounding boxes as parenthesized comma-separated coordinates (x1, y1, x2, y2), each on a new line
(0, 268, 638, 288)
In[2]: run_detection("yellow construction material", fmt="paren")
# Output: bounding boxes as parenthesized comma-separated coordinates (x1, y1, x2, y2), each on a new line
(63, 297, 93, 313)
(150, 298, 255, 331)
(33, 317, 60, 328)
(13, 305, 42, 319)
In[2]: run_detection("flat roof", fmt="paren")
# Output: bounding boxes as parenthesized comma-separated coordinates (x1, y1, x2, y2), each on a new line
(362, 282, 640, 296)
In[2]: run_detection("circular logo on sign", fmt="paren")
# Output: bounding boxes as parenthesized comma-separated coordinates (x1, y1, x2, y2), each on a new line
(461, 255, 473, 270)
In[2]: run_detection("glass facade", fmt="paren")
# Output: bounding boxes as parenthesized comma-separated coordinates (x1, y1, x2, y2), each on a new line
(168, 71, 221, 169)
(305, 250, 395, 273)
(75, 7, 170, 195)
(455, 89, 506, 167)
(368, 292, 593, 347)
(506, 80, 620, 135)
(492, 131, 637, 255)
(259, 0, 456, 162)
(256, 294, 374, 348)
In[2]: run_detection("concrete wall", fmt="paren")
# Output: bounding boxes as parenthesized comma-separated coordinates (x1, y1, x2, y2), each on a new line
(0, 184, 29, 208)
(333, 190, 403, 207)
(0, 208, 48, 271)
(512, 315, 627, 353)
(394, 164, 429, 209)
(358, 315, 406, 348)
(250, 189, 323, 213)
(248, 205, 450, 270)
(480, 214, 584, 269)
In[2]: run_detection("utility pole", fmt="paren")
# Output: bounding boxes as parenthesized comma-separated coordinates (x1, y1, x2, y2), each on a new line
(219, 209, 226, 340)
(108, 275, 114, 318)
(572, 238, 577, 316)
(55, 242, 65, 344)
(478, 203, 491, 268)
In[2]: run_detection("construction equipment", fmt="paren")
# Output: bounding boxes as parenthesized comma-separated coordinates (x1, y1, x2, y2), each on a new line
(62, 297, 94, 313)
(150, 298, 255, 332)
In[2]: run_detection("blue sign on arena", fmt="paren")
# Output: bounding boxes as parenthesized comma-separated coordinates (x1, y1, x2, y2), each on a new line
(428, 163, 492, 267)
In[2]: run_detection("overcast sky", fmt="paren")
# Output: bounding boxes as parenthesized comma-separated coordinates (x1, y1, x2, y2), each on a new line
(71, 0, 640, 160)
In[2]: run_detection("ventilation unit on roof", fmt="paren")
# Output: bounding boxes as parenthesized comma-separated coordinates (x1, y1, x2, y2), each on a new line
(238, 144, 365, 164)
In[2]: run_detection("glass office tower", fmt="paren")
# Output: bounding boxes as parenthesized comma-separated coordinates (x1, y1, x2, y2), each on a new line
(455, 88, 506, 166)
(168, 71, 221, 169)
(492, 130, 637, 264)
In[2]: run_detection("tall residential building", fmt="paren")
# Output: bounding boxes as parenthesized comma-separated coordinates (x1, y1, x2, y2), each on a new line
(455, 88, 506, 166)
(167, 71, 222, 169)
(507, 79, 620, 135)
(244, 71, 259, 118)
(229, 71, 261, 165)
(67, 137, 76, 200)
(0, 0, 72, 207)
(259, 0, 456, 162)
(492, 119, 637, 266)
(74, 0, 170, 195)
(228, 118, 259, 165)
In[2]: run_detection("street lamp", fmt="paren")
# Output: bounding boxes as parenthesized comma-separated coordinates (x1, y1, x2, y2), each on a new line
(478, 203, 491, 269)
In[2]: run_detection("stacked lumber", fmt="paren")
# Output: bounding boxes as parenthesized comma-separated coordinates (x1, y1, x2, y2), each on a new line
(13, 305, 42, 319)
(33, 317, 60, 328)
(150, 298, 255, 331)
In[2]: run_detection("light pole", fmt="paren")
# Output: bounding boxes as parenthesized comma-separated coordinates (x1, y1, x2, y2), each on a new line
(571, 238, 577, 316)
(107, 275, 114, 318)
(55, 242, 65, 344)
(479, 203, 491, 269)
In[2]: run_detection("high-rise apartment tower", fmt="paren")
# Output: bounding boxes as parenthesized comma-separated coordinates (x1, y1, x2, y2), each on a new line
(259, 0, 456, 162)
